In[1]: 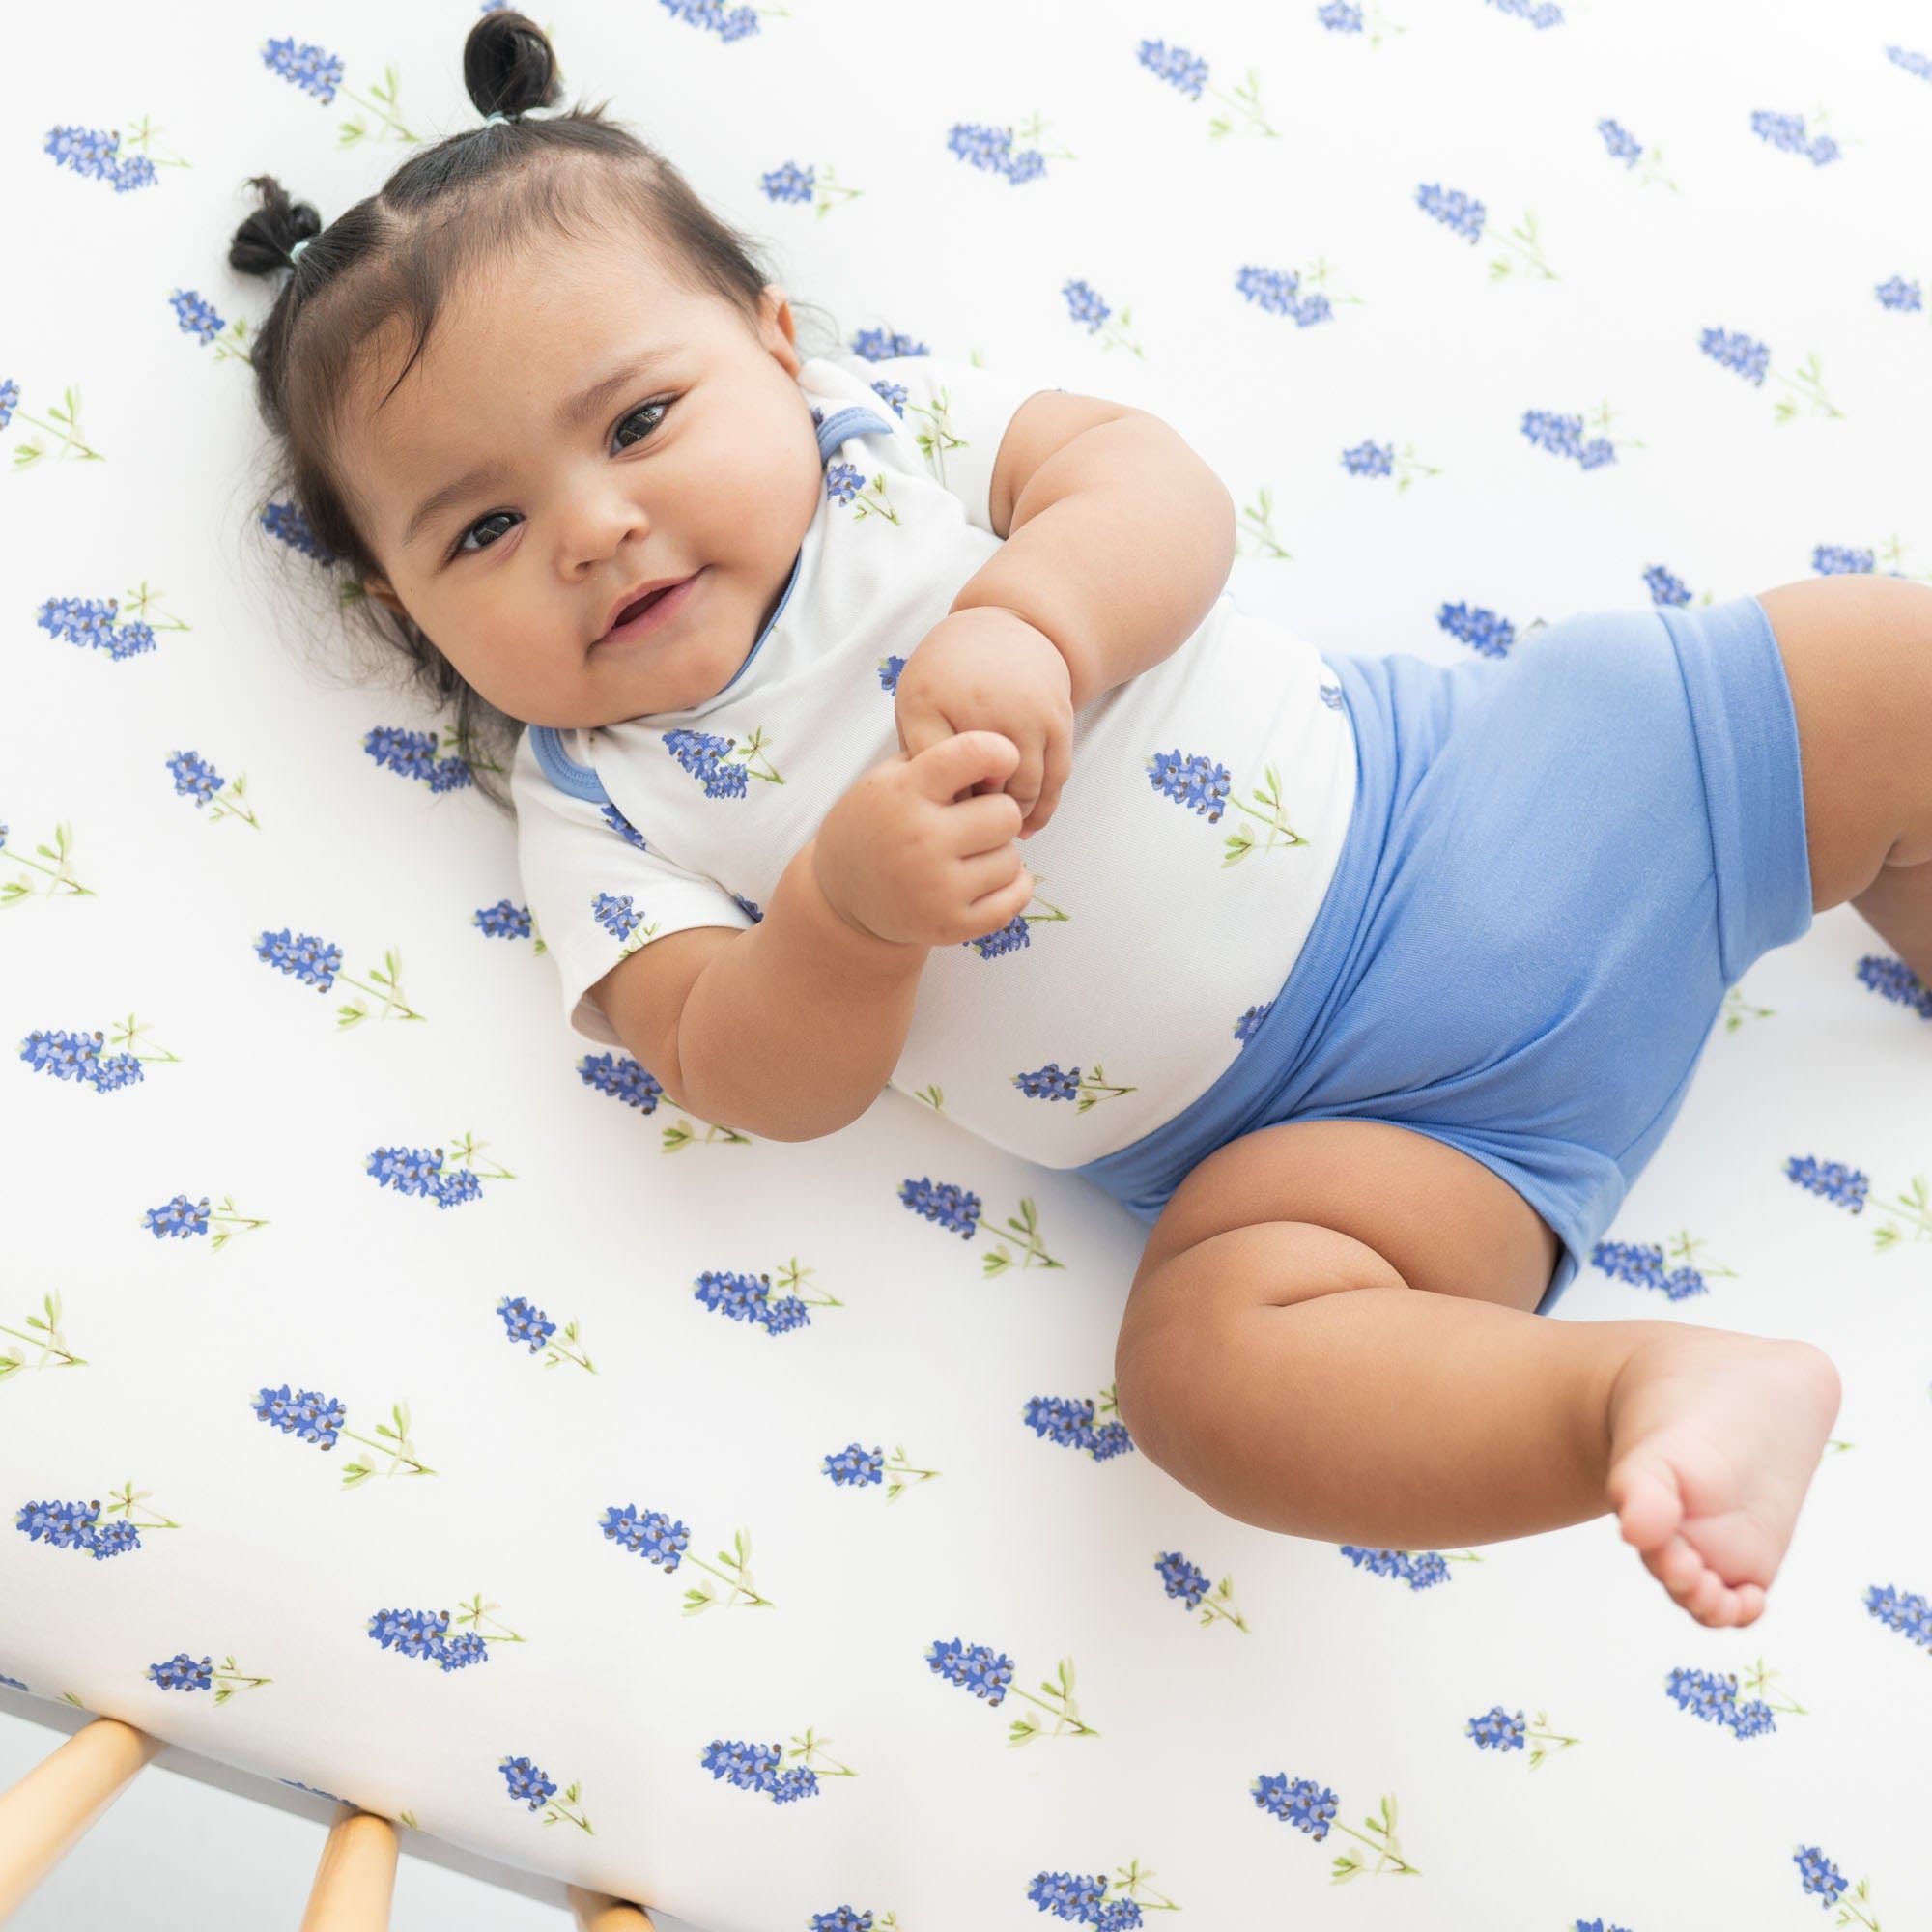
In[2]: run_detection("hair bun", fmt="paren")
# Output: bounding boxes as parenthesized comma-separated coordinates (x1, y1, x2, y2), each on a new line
(463, 9, 564, 120)
(229, 174, 323, 280)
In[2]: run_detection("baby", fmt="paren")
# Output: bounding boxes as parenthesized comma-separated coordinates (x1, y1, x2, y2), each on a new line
(235, 9, 1932, 1633)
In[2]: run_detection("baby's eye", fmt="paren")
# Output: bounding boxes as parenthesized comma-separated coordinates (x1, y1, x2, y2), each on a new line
(446, 397, 676, 560)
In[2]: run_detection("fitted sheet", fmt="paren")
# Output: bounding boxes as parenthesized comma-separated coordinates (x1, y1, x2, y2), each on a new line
(6, 1, 1932, 1925)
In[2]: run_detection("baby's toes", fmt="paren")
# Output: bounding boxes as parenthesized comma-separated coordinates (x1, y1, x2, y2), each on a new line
(1685, 1568, 1741, 1626)
(1643, 1532, 1707, 1601)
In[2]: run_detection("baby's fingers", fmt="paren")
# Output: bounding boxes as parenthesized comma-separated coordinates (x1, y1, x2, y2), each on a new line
(1019, 726, 1073, 837)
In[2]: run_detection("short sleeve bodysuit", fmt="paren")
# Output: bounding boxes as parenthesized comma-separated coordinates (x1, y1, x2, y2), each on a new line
(511, 351, 1358, 1169)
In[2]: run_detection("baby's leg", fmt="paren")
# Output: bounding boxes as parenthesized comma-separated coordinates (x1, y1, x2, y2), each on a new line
(1113, 1121, 1841, 1628)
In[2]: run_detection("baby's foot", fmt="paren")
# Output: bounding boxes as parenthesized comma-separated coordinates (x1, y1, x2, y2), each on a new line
(1604, 1329, 1842, 1628)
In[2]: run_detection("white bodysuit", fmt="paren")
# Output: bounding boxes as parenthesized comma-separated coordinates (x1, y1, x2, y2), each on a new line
(511, 351, 1357, 1168)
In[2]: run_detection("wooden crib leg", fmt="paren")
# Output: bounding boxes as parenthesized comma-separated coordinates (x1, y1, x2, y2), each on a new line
(299, 1804, 399, 1931)
(0, 1716, 165, 1922)
(569, 1883, 658, 1929)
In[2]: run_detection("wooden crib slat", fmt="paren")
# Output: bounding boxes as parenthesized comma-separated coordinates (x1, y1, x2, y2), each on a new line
(299, 1804, 398, 1931)
(568, 1883, 658, 1929)
(0, 1722, 655, 1929)
(0, 1716, 165, 1922)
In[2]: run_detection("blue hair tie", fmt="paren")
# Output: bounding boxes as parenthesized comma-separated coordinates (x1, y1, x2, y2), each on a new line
(483, 111, 512, 126)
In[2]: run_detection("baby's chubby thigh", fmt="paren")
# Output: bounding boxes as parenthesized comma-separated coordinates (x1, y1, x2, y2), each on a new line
(1114, 1120, 1560, 1448)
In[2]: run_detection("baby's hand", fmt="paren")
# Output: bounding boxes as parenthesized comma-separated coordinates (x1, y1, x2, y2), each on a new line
(895, 608, 1074, 838)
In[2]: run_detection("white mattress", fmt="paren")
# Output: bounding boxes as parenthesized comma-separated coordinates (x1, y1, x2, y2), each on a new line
(6, 0, 1929, 1924)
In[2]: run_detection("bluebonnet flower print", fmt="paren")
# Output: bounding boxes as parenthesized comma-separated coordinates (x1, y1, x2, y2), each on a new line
(1864, 1581, 1932, 1655)
(261, 36, 421, 145)
(364, 724, 473, 792)
(143, 1192, 268, 1251)
(367, 1135, 516, 1209)
(867, 367, 975, 492)
(1144, 748, 1307, 863)
(1521, 404, 1643, 471)
(899, 1181, 1064, 1275)
(1750, 107, 1846, 167)
(1793, 1844, 1882, 1921)
(699, 1730, 853, 1804)
(0, 1290, 84, 1379)
(1596, 115, 1682, 192)
(1011, 1061, 1138, 1111)
(39, 585, 185, 656)
(1857, 952, 1932, 1016)
(1146, 748, 1230, 822)
(1251, 1776, 1418, 1879)
(1486, 0, 1562, 30)
(1060, 278, 1143, 358)
(1316, 3, 1410, 50)
(254, 928, 425, 1025)
(1415, 178, 1557, 281)
(15, 1481, 177, 1559)
(1338, 439, 1443, 497)
(1785, 1152, 1868, 1212)
(577, 1050, 663, 1111)
(659, 0, 764, 45)
(44, 125, 160, 192)
(598, 1505, 773, 1612)
(146, 1653, 271, 1705)
(1590, 1235, 1739, 1300)
(924, 1639, 1097, 1743)
(1234, 1000, 1273, 1046)
(591, 892, 650, 961)
(759, 156, 863, 216)
(474, 898, 542, 949)
(961, 905, 1034, 958)
(20, 1016, 177, 1093)
(1662, 1664, 1783, 1741)
(692, 1259, 838, 1337)
(1235, 260, 1357, 330)
(260, 498, 334, 561)
(599, 801, 647, 848)
(899, 1176, 982, 1237)
(167, 751, 260, 826)
(661, 724, 783, 795)
(1464, 1705, 1580, 1767)
(1875, 271, 1922, 322)
(0, 820, 92, 903)
(1155, 1551, 1249, 1631)
(1135, 39, 1280, 140)
(498, 1754, 594, 1833)
(369, 1597, 522, 1670)
(947, 117, 1068, 188)
(824, 448, 900, 526)
(169, 289, 254, 365)
(1027, 1862, 1179, 1923)
(251, 1385, 437, 1486)
(850, 325, 927, 363)
(1437, 600, 1517, 661)
(1340, 1546, 1467, 1589)
(1023, 1391, 1134, 1463)
(497, 1294, 595, 1373)
(1697, 326, 1841, 422)
(1, 379, 101, 467)
(579, 1047, 747, 1148)
(822, 1441, 942, 1502)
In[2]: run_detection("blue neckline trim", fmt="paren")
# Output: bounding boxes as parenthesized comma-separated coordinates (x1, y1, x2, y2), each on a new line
(528, 724, 609, 802)
(526, 395, 898, 800)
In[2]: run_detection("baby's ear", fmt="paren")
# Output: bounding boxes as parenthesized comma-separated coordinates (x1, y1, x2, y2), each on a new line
(362, 576, 406, 617)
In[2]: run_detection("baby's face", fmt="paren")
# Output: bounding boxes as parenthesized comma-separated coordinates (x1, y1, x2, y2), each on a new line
(350, 219, 825, 727)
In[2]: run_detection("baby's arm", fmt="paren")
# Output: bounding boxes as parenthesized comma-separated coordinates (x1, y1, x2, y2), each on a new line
(949, 402, 1236, 711)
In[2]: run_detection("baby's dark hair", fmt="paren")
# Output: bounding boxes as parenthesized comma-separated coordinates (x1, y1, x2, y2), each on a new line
(228, 8, 838, 810)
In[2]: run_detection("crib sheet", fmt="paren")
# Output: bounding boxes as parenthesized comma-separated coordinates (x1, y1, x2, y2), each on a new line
(7, 1, 1932, 1926)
